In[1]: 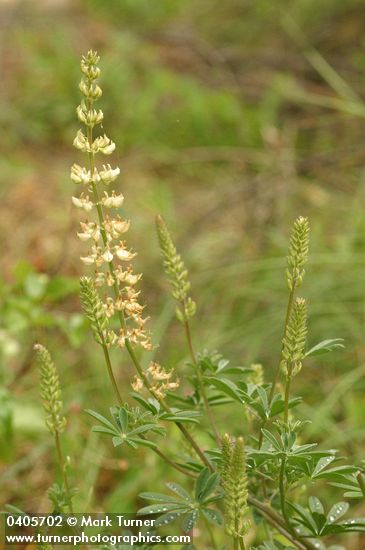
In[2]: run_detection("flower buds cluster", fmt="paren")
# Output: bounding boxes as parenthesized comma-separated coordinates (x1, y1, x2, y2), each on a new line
(281, 297, 308, 377)
(132, 361, 180, 399)
(34, 344, 67, 435)
(220, 434, 250, 539)
(286, 216, 310, 291)
(155, 215, 196, 323)
(72, 51, 152, 351)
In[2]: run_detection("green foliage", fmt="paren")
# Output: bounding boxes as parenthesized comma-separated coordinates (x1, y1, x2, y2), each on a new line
(305, 338, 345, 357)
(86, 406, 165, 449)
(289, 496, 365, 536)
(5, 22, 365, 549)
(138, 468, 223, 532)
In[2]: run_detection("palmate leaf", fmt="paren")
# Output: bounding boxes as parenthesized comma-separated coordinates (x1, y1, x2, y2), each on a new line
(290, 497, 365, 536)
(86, 407, 162, 449)
(138, 473, 221, 534)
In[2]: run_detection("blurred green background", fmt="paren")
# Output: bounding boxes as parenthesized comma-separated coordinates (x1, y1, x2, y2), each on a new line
(0, 0, 365, 547)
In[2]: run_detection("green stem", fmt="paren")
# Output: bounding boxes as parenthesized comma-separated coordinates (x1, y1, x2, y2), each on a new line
(248, 495, 316, 550)
(152, 446, 196, 478)
(279, 457, 289, 525)
(258, 285, 296, 448)
(284, 374, 292, 425)
(233, 538, 239, 550)
(55, 431, 74, 513)
(202, 515, 218, 550)
(101, 343, 123, 405)
(184, 318, 220, 444)
(100, 340, 196, 479)
(269, 285, 295, 403)
(239, 539, 246, 550)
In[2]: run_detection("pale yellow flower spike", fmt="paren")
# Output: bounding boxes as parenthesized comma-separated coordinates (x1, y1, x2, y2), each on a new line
(72, 51, 152, 352)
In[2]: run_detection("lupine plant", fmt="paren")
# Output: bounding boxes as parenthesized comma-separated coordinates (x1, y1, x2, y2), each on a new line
(33, 51, 365, 549)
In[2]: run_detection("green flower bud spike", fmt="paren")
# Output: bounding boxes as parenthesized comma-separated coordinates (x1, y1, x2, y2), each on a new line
(155, 214, 196, 323)
(281, 297, 308, 424)
(221, 434, 250, 545)
(34, 344, 67, 435)
(79, 276, 115, 347)
(34, 344, 74, 513)
(286, 216, 309, 291)
(281, 297, 308, 378)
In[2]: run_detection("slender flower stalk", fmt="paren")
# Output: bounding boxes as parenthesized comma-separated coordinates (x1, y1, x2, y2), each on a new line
(155, 215, 220, 443)
(269, 216, 309, 403)
(281, 297, 308, 424)
(34, 344, 73, 513)
(259, 217, 310, 448)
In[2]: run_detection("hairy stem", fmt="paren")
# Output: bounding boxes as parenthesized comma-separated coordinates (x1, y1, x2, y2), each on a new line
(100, 341, 196, 479)
(202, 515, 218, 550)
(184, 317, 221, 444)
(101, 344, 123, 406)
(248, 495, 316, 550)
(258, 285, 295, 448)
(279, 457, 288, 524)
(55, 432, 74, 513)
(284, 374, 292, 425)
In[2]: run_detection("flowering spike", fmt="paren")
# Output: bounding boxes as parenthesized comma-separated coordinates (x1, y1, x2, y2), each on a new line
(220, 434, 250, 538)
(79, 277, 115, 347)
(155, 215, 196, 322)
(34, 344, 67, 435)
(72, 52, 152, 352)
(281, 297, 308, 377)
(286, 216, 310, 290)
